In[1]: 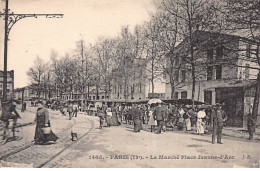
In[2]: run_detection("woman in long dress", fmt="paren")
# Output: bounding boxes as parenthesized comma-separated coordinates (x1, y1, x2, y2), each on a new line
(111, 104, 120, 126)
(133, 105, 143, 132)
(184, 107, 192, 131)
(148, 107, 156, 132)
(197, 108, 206, 135)
(177, 106, 185, 130)
(34, 101, 58, 144)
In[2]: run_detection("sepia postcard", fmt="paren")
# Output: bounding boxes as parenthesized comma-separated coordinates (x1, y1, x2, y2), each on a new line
(0, 0, 259, 168)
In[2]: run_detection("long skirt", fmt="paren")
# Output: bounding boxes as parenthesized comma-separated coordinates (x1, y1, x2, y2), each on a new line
(196, 119, 204, 134)
(34, 121, 58, 143)
(111, 113, 119, 126)
(106, 116, 112, 126)
(185, 118, 191, 131)
(134, 119, 142, 132)
(148, 116, 156, 126)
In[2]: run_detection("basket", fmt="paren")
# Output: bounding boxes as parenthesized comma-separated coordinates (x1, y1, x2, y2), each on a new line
(41, 127, 51, 134)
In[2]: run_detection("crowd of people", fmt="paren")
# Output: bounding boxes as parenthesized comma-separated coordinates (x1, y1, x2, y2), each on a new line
(94, 102, 230, 144)
(0, 99, 257, 146)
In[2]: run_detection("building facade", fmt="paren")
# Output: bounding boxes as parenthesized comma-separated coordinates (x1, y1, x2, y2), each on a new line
(165, 31, 260, 127)
(0, 70, 14, 100)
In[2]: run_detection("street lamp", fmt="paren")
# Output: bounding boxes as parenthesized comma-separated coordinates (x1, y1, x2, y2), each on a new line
(0, 0, 63, 102)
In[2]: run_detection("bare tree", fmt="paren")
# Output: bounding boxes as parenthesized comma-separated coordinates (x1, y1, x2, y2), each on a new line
(27, 56, 48, 99)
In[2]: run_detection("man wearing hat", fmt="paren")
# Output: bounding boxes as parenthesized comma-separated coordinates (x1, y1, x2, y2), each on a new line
(154, 102, 167, 134)
(133, 104, 143, 132)
(212, 104, 226, 144)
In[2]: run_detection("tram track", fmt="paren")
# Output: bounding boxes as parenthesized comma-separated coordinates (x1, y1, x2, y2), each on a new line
(37, 118, 95, 168)
(0, 115, 77, 161)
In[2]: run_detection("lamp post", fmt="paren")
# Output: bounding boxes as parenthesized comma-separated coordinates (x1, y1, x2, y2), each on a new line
(0, 0, 63, 102)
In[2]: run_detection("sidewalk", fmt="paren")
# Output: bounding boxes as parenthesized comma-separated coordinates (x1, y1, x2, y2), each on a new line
(121, 121, 260, 142)
(222, 127, 260, 141)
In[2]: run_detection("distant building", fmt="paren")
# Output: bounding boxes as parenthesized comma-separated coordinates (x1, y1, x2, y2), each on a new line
(165, 30, 260, 127)
(14, 85, 38, 100)
(148, 93, 165, 99)
(0, 70, 14, 100)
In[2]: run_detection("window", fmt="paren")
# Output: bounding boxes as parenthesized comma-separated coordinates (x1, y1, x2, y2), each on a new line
(102, 96, 104, 99)
(139, 84, 142, 93)
(246, 44, 251, 58)
(119, 85, 122, 93)
(216, 46, 223, 60)
(216, 65, 222, 80)
(181, 70, 186, 82)
(181, 91, 187, 99)
(207, 49, 213, 62)
(175, 71, 179, 82)
(93, 96, 95, 100)
(207, 66, 213, 80)
(174, 92, 178, 99)
(97, 96, 100, 100)
(245, 64, 250, 79)
(133, 84, 135, 93)
(204, 91, 212, 105)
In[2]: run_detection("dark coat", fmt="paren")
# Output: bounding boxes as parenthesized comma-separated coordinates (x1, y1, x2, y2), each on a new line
(133, 108, 142, 132)
(34, 107, 58, 143)
(154, 106, 167, 121)
(67, 104, 73, 113)
(212, 109, 225, 128)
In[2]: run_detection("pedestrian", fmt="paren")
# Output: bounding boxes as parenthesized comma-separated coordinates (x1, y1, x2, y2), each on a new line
(126, 106, 133, 125)
(154, 103, 167, 134)
(97, 106, 105, 129)
(21, 103, 25, 113)
(166, 104, 175, 130)
(72, 102, 78, 117)
(1, 101, 22, 138)
(34, 101, 58, 145)
(111, 103, 120, 126)
(148, 105, 156, 132)
(133, 105, 143, 132)
(212, 104, 226, 144)
(197, 107, 206, 135)
(117, 104, 123, 124)
(188, 107, 197, 128)
(247, 113, 256, 140)
(105, 107, 112, 127)
(177, 105, 185, 131)
(183, 107, 192, 131)
(67, 102, 73, 120)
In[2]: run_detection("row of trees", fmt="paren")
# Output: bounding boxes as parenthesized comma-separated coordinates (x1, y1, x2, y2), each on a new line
(27, 0, 259, 122)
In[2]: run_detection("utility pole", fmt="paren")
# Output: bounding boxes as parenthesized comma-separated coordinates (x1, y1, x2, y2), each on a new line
(0, 0, 63, 102)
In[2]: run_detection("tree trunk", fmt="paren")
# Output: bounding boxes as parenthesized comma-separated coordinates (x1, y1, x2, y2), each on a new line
(151, 59, 155, 98)
(170, 76, 175, 99)
(252, 72, 260, 127)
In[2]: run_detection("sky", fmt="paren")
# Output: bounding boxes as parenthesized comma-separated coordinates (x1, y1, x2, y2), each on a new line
(0, 0, 167, 93)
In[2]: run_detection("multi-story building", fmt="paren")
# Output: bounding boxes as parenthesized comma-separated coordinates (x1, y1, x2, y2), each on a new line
(14, 85, 39, 100)
(165, 30, 260, 127)
(110, 57, 146, 100)
(0, 70, 14, 100)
